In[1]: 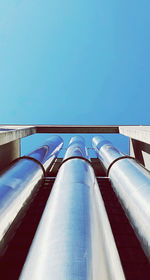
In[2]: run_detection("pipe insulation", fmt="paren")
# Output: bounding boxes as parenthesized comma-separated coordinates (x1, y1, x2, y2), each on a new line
(20, 136, 125, 280)
(0, 135, 63, 243)
(92, 135, 150, 259)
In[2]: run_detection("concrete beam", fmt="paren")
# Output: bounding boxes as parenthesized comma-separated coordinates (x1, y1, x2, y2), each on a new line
(1, 125, 150, 144)
(36, 125, 119, 134)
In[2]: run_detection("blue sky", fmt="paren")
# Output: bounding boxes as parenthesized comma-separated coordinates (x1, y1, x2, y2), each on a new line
(0, 1, 150, 153)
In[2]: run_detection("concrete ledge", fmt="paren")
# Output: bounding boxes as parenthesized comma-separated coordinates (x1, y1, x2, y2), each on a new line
(119, 126, 150, 145)
(0, 126, 36, 145)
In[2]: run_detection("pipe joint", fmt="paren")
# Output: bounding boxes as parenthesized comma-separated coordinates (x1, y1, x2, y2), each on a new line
(106, 156, 136, 177)
(11, 156, 46, 177)
(61, 156, 93, 168)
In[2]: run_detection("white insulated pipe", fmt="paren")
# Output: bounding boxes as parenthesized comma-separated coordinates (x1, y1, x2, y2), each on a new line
(20, 136, 125, 280)
(93, 135, 150, 259)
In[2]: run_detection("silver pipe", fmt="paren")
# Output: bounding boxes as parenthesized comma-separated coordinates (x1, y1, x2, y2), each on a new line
(0, 135, 63, 243)
(92, 135, 150, 259)
(20, 136, 125, 280)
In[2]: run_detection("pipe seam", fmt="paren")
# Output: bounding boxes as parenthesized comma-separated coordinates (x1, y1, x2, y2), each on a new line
(106, 156, 136, 177)
(60, 156, 93, 168)
(11, 156, 46, 177)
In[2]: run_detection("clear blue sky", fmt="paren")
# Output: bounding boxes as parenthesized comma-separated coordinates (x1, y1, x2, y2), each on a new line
(0, 1, 149, 154)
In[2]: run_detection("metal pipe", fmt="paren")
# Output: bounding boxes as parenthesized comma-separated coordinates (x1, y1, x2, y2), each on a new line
(92, 135, 150, 259)
(0, 135, 63, 243)
(20, 136, 125, 280)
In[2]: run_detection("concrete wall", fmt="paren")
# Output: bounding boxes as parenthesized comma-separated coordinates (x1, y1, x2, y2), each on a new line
(0, 139, 20, 171)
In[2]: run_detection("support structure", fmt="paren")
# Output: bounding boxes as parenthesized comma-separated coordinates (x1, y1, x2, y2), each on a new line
(0, 126, 150, 279)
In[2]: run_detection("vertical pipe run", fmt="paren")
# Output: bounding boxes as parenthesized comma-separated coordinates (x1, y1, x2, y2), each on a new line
(20, 136, 125, 280)
(28, 135, 63, 171)
(0, 136, 63, 243)
(92, 135, 150, 259)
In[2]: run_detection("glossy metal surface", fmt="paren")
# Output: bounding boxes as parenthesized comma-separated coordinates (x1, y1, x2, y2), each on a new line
(92, 136, 124, 170)
(93, 135, 150, 259)
(20, 136, 125, 280)
(28, 135, 63, 171)
(0, 136, 63, 243)
(63, 136, 89, 159)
